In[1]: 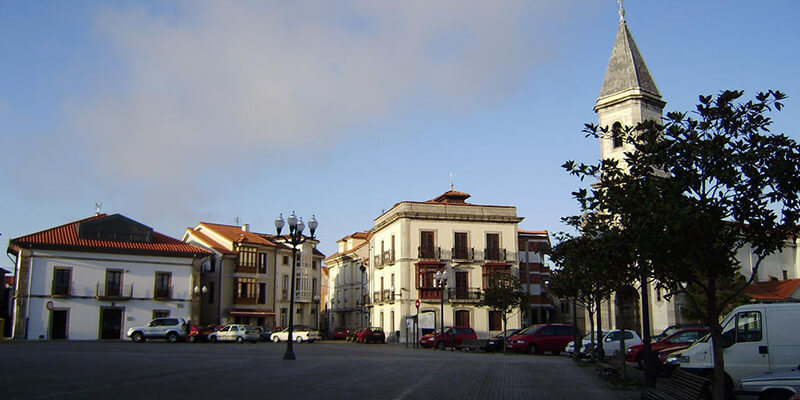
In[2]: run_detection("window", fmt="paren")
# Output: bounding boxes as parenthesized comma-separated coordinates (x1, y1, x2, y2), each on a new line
(420, 231, 435, 258)
(612, 122, 623, 148)
(555, 326, 575, 336)
(560, 302, 570, 314)
(52, 267, 72, 296)
(258, 253, 267, 274)
(280, 308, 287, 326)
(455, 310, 470, 328)
(671, 330, 701, 344)
(105, 269, 122, 297)
(237, 278, 257, 299)
(482, 265, 510, 289)
(208, 281, 215, 304)
(454, 232, 468, 259)
(152, 310, 170, 319)
(154, 272, 172, 299)
(539, 326, 555, 336)
(391, 235, 395, 260)
(656, 288, 662, 302)
(258, 283, 267, 304)
(783, 270, 789, 280)
(489, 311, 502, 331)
(282, 275, 289, 300)
(485, 233, 500, 260)
(282, 255, 289, 265)
(239, 246, 257, 267)
(736, 311, 762, 343)
(312, 278, 317, 298)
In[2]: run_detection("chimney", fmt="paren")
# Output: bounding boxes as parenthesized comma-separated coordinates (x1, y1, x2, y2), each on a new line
(242, 224, 250, 232)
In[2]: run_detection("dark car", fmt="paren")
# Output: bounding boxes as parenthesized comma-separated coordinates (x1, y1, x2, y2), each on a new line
(650, 323, 707, 342)
(419, 326, 477, 349)
(626, 327, 710, 368)
(256, 326, 272, 342)
(484, 328, 521, 352)
(356, 327, 386, 343)
(507, 323, 580, 354)
(332, 326, 348, 340)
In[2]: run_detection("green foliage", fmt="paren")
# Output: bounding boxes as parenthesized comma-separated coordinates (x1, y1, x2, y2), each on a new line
(477, 271, 527, 316)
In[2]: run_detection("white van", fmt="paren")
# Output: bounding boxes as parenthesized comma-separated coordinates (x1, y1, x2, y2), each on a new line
(679, 302, 800, 389)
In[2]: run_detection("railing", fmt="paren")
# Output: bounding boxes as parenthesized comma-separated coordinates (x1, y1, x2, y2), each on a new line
(96, 282, 133, 299)
(235, 264, 258, 274)
(373, 291, 383, 304)
(154, 286, 173, 300)
(451, 247, 474, 262)
(51, 281, 73, 297)
(418, 287, 443, 300)
(447, 287, 482, 302)
(418, 246, 441, 260)
(374, 256, 382, 269)
(382, 251, 395, 265)
(382, 289, 395, 304)
(484, 248, 507, 261)
(281, 290, 288, 300)
(295, 290, 312, 302)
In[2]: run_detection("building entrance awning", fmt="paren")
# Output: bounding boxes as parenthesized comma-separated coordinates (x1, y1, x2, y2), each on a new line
(230, 310, 275, 317)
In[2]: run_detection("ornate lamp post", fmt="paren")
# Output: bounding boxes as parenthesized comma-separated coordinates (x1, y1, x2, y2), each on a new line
(275, 211, 318, 360)
(434, 268, 447, 351)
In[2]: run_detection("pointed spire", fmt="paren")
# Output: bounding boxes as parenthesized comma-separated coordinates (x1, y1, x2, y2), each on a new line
(597, 6, 661, 104)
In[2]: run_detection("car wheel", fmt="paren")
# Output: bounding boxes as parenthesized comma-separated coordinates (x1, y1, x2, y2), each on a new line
(237, 336, 244, 343)
(528, 344, 538, 355)
(166, 332, 178, 343)
(131, 332, 144, 343)
(272, 336, 280, 343)
(209, 335, 217, 343)
(295, 336, 303, 343)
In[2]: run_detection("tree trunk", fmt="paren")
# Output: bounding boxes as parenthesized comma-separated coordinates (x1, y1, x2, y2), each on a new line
(707, 274, 728, 400)
(640, 264, 657, 388)
(595, 297, 604, 360)
(617, 294, 627, 379)
(502, 312, 507, 356)
(587, 308, 595, 359)
(572, 299, 581, 361)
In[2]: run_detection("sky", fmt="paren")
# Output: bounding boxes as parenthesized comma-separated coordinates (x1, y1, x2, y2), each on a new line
(2, 0, 799, 273)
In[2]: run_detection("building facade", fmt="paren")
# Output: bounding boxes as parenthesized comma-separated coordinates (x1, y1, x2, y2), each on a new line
(7, 214, 211, 340)
(368, 190, 524, 342)
(324, 232, 370, 336)
(517, 230, 552, 326)
(183, 222, 324, 329)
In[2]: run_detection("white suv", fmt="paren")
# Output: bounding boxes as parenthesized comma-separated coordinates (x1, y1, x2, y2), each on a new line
(127, 318, 188, 343)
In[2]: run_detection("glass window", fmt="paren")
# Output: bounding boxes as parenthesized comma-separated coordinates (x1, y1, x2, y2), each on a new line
(539, 326, 555, 336)
(52, 268, 72, 296)
(736, 311, 762, 343)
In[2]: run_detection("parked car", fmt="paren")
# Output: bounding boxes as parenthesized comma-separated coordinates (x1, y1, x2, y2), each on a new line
(127, 317, 189, 343)
(650, 323, 707, 342)
(626, 327, 710, 368)
(356, 327, 386, 343)
(735, 368, 800, 400)
(507, 323, 580, 354)
(269, 325, 319, 343)
(207, 324, 260, 343)
(255, 326, 272, 342)
(348, 327, 365, 342)
(188, 324, 221, 342)
(680, 303, 800, 393)
(566, 329, 642, 359)
(419, 326, 477, 349)
(484, 329, 522, 352)
(332, 326, 348, 340)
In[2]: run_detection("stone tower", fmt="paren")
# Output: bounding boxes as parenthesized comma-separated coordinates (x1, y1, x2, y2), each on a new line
(594, 4, 665, 165)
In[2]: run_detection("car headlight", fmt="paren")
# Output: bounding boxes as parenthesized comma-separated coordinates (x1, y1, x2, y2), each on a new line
(626, 348, 633, 354)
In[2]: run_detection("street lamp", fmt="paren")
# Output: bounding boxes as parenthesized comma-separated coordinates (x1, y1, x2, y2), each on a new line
(275, 211, 318, 361)
(434, 268, 447, 351)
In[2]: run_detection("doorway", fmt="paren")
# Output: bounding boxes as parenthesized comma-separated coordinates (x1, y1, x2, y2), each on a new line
(50, 309, 69, 339)
(100, 307, 124, 339)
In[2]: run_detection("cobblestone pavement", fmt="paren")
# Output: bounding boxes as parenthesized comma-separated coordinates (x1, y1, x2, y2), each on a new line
(0, 340, 635, 400)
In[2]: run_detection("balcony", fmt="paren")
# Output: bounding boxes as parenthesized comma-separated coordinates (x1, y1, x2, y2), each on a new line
(418, 287, 442, 301)
(418, 246, 441, 261)
(96, 282, 133, 300)
(451, 247, 474, 262)
(234, 296, 258, 305)
(381, 251, 395, 266)
(447, 287, 482, 303)
(484, 248, 507, 262)
(154, 286, 173, 300)
(382, 289, 395, 304)
(374, 255, 382, 269)
(51, 282, 73, 298)
(234, 264, 257, 274)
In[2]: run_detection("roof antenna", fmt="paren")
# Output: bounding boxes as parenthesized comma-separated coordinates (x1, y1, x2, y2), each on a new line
(235, 216, 240, 226)
(449, 172, 454, 190)
(95, 202, 102, 216)
(617, 0, 626, 23)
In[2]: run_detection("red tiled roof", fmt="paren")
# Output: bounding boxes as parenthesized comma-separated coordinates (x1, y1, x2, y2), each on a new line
(745, 279, 800, 300)
(185, 228, 237, 255)
(427, 190, 471, 205)
(196, 222, 280, 247)
(518, 229, 549, 235)
(9, 214, 212, 257)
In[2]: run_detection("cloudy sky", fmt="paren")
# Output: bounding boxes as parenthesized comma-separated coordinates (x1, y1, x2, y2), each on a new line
(2, 0, 799, 270)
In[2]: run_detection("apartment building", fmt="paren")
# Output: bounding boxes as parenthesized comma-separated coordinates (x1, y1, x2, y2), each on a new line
(8, 214, 211, 340)
(183, 222, 324, 329)
(368, 190, 524, 342)
(324, 232, 370, 335)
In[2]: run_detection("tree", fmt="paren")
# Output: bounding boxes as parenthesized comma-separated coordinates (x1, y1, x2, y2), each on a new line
(477, 271, 527, 355)
(564, 90, 800, 399)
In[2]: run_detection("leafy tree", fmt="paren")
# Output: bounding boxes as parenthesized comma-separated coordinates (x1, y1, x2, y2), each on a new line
(477, 271, 527, 355)
(564, 90, 800, 399)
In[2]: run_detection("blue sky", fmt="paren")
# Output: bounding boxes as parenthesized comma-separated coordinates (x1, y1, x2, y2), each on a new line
(2, 0, 799, 272)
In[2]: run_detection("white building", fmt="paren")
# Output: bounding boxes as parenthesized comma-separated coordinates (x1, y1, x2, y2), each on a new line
(368, 189, 524, 342)
(7, 214, 211, 340)
(324, 232, 370, 335)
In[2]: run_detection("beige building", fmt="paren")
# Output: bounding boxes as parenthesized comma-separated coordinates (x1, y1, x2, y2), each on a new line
(182, 222, 324, 329)
(368, 190, 524, 342)
(324, 232, 370, 335)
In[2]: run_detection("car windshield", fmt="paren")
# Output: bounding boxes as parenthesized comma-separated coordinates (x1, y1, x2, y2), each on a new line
(518, 324, 544, 335)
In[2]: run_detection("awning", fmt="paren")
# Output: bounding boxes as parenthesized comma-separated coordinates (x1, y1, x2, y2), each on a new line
(230, 310, 275, 317)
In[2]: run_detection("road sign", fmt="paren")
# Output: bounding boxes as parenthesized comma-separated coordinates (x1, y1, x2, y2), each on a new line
(415, 299, 420, 309)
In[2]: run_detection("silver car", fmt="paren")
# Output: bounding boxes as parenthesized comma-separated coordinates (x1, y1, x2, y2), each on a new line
(208, 324, 260, 343)
(736, 369, 800, 400)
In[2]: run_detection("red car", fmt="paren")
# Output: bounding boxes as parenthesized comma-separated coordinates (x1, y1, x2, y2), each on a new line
(626, 327, 710, 368)
(507, 323, 580, 354)
(188, 324, 222, 342)
(419, 326, 477, 349)
(332, 327, 348, 340)
(356, 327, 386, 343)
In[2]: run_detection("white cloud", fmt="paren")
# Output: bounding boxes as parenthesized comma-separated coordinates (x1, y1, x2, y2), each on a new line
(69, 0, 571, 182)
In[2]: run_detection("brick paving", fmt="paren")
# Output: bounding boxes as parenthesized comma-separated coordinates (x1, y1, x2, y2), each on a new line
(0, 340, 633, 400)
